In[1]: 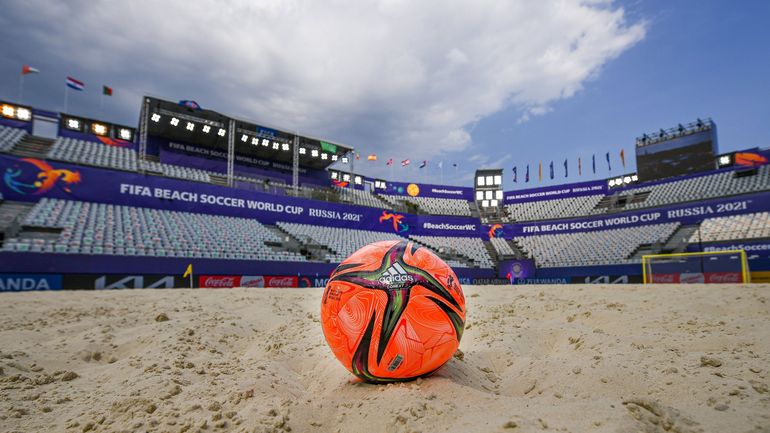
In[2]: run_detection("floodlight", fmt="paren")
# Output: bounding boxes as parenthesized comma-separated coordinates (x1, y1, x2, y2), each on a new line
(272, 141, 279, 150)
(354, 176, 362, 185)
(342, 173, 350, 181)
(321, 153, 328, 160)
(609, 179, 616, 187)
(67, 118, 80, 130)
(477, 176, 485, 186)
(151, 113, 161, 122)
(341, 156, 348, 164)
(311, 149, 319, 157)
(482, 200, 489, 208)
(118, 128, 132, 140)
(16, 107, 31, 121)
(170, 117, 179, 126)
(92, 123, 107, 135)
(299, 147, 307, 155)
(491, 199, 498, 207)
(496, 190, 503, 200)
(251, 137, 259, 145)
(718, 155, 731, 165)
(631, 174, 638, 181)
(281, 143, 290, 151)
(624, 176, 632, 184)
(494, 175, 502, 185)
(217, 128, 226, 136)
(261, 139, 269, 147)
(1, 105, 14, 117)
(241, 134, 248, 142)
(186, 122, 195, 131)
(330, 171, 338, 180)
(202, 125, 211, 133)
(331, 154, 338, 161)
(476, 191, 483, 200)
(485, 191, 493, 200)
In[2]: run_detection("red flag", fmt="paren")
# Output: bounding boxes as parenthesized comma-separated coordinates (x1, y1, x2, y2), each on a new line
(401, 159, 410, 167)
(386, 158, 393, 166)
(620, 149, 626, 168)
(21, 65, 39, 75)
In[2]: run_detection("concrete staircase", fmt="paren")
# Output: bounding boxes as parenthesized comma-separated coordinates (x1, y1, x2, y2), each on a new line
(0, 201, 35, 244)
(267, 224, 335, 262)
(11, 136, 55, 158)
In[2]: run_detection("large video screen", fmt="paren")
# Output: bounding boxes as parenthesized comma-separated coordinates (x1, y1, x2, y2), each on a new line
(636, 129, 717, 181)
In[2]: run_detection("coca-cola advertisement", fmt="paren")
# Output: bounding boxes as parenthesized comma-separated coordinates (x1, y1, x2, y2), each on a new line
(198, 275, 299, 288)
(650, 273, 680, 283)
(704, 272, 743, 284)
(199, 275, 239, 288)
(680, 272, 705, 284)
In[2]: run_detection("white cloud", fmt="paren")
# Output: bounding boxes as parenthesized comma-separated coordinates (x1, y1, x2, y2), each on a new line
(2, 0, 644, 175)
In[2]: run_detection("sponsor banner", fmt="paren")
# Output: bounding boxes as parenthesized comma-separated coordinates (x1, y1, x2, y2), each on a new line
(515, 277, 570, 284)
(687, 241, 770, 254)
(62, 274, 186, 290)
(575, 275, 643, 284)
(0, 274, 62, 291)
(504, 179, 607, 203)
(0, 154, 482, 237)
(508, 192, 770, 236)
(384, 180, 474, 200)
(750, 271, 770, 283)
(650, 273, 680, 284)
(704, 272, 743, 284)
(498, 259, 536, 280)
(199, 275, 300, 288)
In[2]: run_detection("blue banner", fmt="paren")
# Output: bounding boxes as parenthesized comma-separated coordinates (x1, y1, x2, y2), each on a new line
(383, 180, 474, 200)
(0, 274, 62, 291)
(504, 179, 607, 203)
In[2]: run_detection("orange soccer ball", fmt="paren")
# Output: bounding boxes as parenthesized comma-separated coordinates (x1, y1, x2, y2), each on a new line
(321, 240, 466, 383)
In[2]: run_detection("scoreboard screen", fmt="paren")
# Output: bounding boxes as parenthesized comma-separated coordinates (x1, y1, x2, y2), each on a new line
(636, 128, 717, 182)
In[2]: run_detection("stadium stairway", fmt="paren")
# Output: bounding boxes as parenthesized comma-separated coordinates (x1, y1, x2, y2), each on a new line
(628, 223, 682, 260)
(483, 241, 500, 273)
(11, 135, 55, 158)
(267, 224, 335, 262)
(663, 224, 701, 253)
(209, 173, 229, 187)
(0, 201, 35, 243)
(407, 237, 478, 269)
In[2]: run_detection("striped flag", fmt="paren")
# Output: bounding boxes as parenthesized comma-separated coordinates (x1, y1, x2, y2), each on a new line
(419, 160, 427, 168)
(401, 159, 410, 167)
(386, 158, 393, 166)
(103, 85, 113, 96)
(66, 76, 85, 91)
(367, 154, 377, 161)
(21, 65, 39, 75)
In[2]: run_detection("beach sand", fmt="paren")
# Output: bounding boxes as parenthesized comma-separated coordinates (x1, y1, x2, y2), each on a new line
(1, 284, 768, 433)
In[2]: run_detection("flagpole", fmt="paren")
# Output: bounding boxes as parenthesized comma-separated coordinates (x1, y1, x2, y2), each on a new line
(440, 162, 444, 185)
(99, 92, 104, 117)
(18, 74, 24, 102)
(63, 85, 69, 113)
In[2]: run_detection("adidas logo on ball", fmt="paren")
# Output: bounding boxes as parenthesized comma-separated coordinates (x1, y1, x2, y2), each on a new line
(378, 263, 414, 286)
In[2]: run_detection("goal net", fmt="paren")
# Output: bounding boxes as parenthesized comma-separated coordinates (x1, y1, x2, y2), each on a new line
(642, 250, 750, 284)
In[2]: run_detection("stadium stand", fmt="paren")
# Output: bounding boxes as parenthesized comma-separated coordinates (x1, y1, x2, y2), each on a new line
(276, 222, 404, 263)
(490, 237, 516, 257)
(0, 125, 26, 152)
(620, 165, 770, 210)
(408, 235, 494, 268)
(379, 194, 473, 216)
(3, 198, 305, 261)
(504, 194, 604, 222)
(514, 222, 680, 268)
(47, 137, 212, 183)
(689, 211, 770, 243)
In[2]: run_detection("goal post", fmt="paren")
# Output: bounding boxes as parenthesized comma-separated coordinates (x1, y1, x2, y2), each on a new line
(642, 250, 750, 284)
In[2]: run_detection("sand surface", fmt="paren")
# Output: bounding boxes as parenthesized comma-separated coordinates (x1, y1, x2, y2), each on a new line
(1, 284, 769, 433)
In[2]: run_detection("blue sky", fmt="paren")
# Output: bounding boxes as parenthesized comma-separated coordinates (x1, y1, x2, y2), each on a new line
(0, 0, 768, 190)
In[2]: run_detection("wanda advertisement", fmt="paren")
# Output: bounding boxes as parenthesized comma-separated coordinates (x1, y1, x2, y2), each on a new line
(650, 272, 743, 284)
(198, 275, 299, 288)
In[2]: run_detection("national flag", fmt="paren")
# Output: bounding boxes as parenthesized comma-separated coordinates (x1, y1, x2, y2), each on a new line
(386, 158, 393, 166)
(452, 163, 458, 168)
(564, 159, 568, 178)
(332, 179, 349, 188)
(606, 152, 611, 171)
(401, 159, 410, 167)
(538, 162, 542, 181)
(592, 154, 596, 174)
(419, 160, 427, 168)
(620, 149, 626, 168)
(549, 161, 554, 179)
(367, 154, 377, 161)
(102, 85, 113, 96)
(356, 153, 361, 160)
(66, 76, 85, 91)
(21, 65, 39, 75)
(578, 157, 582, 176)
(525, 165, 530, 183)
(512, 166, 517, 183)
(182, 264, 193, 278)
(179, 100, 201, 110)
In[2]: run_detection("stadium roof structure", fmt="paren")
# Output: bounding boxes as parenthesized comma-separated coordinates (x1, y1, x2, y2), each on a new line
(141, 96, 353, 171)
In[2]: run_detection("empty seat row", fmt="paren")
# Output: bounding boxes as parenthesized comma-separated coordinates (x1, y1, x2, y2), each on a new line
(408, 235, 494, 268)
(691, 211, 770, 243)
(0, 125, 27, 152)
(504, 194, 604, 222)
